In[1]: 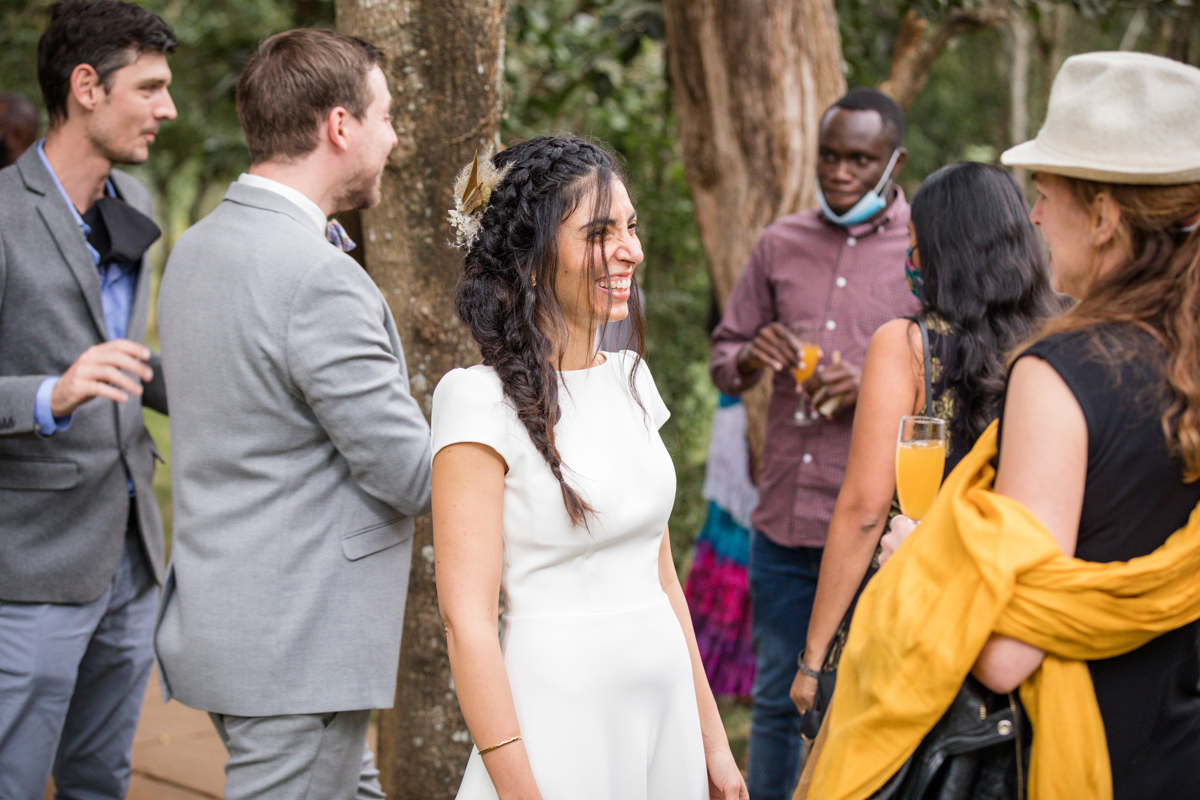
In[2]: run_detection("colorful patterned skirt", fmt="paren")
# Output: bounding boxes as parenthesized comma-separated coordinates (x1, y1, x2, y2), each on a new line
(683, 395, 757, 698)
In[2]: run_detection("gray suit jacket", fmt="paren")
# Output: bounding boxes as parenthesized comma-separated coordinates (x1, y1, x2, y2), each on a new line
(155, 182, 433, 715)
(0, 147, 167, 603)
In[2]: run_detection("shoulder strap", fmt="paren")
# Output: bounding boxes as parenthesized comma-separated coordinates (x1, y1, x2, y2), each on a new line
(916, 317, 933, 417)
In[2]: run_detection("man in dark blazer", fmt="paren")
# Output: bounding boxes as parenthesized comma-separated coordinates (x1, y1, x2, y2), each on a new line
(156, 29, 432, 800)
(0, 2, 177, 798)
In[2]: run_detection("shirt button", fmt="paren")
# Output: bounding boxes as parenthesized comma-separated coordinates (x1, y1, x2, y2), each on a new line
(847, 236, 857, 246)
(802, 453, 814, 464)
(825, 320, 837, 331)
(835, 277, 847, 288)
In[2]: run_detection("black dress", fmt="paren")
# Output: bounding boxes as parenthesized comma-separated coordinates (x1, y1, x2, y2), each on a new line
(1005, 324, 1200, 799)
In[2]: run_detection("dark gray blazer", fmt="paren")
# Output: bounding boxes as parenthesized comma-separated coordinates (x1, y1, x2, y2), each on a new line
(155, 182, 433, 715)
(0, 147, 167, 604)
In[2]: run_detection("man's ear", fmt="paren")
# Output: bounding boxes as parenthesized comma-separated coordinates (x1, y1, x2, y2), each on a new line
(69, 63, 103, 113)
(1090, 190, 1124, 250)
(324, 106, 353, 154)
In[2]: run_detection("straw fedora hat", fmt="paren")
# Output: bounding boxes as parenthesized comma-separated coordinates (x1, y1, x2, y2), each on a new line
(1001, 51, 1200, 184)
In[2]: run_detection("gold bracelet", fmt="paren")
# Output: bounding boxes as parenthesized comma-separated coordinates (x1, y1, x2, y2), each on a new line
(478, 735, 522, 755)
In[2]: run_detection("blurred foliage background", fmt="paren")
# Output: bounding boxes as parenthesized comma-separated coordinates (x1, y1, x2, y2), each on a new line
(2, 0, 1196, 559)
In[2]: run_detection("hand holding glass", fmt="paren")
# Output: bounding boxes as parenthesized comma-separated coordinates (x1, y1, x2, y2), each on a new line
(895, 416, 947, 521)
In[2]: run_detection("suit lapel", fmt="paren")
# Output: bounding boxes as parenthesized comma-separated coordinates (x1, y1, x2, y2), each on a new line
(20, 152, 109, 342)
(111, 171, 153, 344)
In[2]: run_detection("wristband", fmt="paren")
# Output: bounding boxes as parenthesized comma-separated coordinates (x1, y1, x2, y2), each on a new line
(796, 649, 822, 679)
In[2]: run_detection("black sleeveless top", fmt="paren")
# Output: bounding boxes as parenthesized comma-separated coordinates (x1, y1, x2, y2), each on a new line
(1003, 325, 1200, 799)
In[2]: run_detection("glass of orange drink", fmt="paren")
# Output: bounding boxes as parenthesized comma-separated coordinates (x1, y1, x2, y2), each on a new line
(789, 326, 823, 425)
(895, 416, 947, 521)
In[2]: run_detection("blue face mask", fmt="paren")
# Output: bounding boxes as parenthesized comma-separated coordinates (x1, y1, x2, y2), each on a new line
(817, 149, 902, 227)
(905, 246, 924, 304)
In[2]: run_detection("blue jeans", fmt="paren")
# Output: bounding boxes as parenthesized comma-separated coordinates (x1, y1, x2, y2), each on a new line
(746, 530, 822, 800)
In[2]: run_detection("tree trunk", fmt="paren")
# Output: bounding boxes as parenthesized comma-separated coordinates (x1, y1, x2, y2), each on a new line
(334, 1, 506, 797)
(662, 0, 844, 466)
(1005, 2, 1033, 190)
(1034, 0, 1070, 115)
(663, 0, 844, 311)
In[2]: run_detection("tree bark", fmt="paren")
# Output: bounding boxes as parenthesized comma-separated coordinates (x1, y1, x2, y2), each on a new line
(1034, 0, 1070, 113)
(334, 1, 506, 797)
(663, 0, 845, 311)
(663, 0, 844, 466)
(1005, 1, 1033, 189)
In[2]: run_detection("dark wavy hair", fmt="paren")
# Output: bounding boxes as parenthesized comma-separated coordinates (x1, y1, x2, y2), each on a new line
(911, 162, 1061, 448)
(37, 0, 176, 127)
(456, 135, 646, 527)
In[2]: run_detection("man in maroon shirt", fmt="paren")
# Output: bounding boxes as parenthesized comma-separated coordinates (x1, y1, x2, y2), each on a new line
(710, 88, 920, 800)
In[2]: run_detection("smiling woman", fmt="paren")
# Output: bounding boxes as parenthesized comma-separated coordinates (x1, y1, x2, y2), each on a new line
(430, 135, 748, 800)
(554, 175, 642, 362)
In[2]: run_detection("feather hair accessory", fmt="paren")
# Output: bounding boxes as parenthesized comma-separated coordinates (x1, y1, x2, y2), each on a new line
(448, 148, 508, 249)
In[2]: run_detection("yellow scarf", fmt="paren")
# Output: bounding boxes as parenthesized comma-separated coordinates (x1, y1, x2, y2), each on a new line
(810, 420, 1200, 800)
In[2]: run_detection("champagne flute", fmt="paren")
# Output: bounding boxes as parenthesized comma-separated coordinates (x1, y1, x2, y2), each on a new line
(789, 325, 823, 426)
(895, 416, 947, 521)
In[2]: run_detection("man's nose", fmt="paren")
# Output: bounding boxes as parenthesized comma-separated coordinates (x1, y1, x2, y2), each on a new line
(830, 158, 853, 181)
(158, 89, 178, 121)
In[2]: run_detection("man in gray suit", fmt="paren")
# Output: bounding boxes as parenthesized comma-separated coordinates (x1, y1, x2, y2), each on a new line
(156, 28, 432, 800)
(0, 3, 176, 798)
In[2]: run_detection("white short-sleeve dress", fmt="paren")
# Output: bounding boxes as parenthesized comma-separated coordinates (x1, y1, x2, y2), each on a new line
(431, 351, 706, 800)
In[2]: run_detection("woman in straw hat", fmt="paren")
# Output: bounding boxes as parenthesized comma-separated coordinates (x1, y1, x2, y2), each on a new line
(804, 52, 1200, 800)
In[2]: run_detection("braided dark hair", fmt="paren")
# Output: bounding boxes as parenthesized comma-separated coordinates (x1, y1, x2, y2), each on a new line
(456, 135, 647, 528)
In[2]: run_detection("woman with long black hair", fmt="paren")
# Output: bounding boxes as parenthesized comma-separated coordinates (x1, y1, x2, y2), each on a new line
(430, 135, 746, 800)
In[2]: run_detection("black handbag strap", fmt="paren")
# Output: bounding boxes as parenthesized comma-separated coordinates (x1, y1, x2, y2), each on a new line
(916, 316, 933, 416)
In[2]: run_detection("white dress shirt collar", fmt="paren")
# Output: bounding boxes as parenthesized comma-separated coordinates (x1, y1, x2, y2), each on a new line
(237, 173, 326, 233)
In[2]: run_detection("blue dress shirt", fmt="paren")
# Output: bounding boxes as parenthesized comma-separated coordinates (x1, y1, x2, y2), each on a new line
(33, 140, 139, 436)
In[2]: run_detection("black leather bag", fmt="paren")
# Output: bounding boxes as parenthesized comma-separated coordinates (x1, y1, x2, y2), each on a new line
(799, 670, 837, 740)
(869, 676, 1031, 800)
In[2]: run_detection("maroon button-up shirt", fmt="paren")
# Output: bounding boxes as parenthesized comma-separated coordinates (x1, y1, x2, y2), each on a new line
(710, 193, 919, 549)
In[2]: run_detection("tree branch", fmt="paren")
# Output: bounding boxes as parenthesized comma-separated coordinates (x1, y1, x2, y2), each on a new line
(879, 3, 1009, 110)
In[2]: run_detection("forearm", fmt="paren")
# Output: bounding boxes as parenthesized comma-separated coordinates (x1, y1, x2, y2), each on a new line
(804, 506, 888, 665)
(445, 621, 542, 800)
(973, 634, 1046, 694)
(709, 249, 775, 396)
(662, 567, 730, 755)
(710, 337, 760, 396)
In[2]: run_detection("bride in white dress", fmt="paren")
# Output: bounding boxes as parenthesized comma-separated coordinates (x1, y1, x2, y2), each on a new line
(431, 136, 747, 800)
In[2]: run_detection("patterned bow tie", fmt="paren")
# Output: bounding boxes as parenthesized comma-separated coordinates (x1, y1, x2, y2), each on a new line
(325, 218, 357, 252)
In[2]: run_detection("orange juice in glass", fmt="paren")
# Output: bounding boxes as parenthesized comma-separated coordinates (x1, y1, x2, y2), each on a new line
(789, 326, 823, 425)
(895, 416, 947, 520)
(792, 342, 822, 385)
